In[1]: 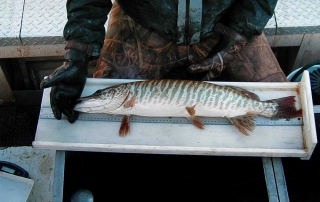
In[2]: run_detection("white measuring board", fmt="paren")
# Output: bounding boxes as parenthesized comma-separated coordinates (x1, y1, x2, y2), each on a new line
(33, 71, 317, 160)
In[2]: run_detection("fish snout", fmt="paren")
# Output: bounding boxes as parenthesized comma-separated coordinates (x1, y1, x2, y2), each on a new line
(74, 95, 106, 112)
(75, 94, 100, 104)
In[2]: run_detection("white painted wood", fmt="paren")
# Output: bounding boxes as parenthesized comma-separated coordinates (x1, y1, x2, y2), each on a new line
(33, 71, 317, 159)
(299, 71, 318, 160)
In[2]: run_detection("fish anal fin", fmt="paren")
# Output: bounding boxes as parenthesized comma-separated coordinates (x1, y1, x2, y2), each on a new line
(226, 86, 260, 101)
(228, 113, 257, 136)
(119, 115, 130, 137)
(124, 95, 136, 108)
(186, 105, 196, 116)
(187, 116, 204, 129)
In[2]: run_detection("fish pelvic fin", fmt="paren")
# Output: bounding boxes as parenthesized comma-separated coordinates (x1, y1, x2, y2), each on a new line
(228, 113, 256, 136)
(119, 115, 130, 137)
(186, 105, 196, 116)
(187, 116, 205, 129)
(267, 96, 302, 118)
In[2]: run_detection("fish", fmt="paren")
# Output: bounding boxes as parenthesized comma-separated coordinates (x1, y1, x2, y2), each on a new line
(74, 79, 302, 136)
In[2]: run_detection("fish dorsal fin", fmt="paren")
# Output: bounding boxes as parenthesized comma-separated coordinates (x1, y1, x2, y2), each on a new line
(225, 86, 260, 101)
(228, 113, 257, 136)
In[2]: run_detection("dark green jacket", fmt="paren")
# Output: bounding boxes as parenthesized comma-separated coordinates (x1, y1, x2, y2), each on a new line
(64, 0, 277, 56)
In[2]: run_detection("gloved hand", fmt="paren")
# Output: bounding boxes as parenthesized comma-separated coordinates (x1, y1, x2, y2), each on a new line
(187, 23, 248, 81)
(40, 41, 92, 123)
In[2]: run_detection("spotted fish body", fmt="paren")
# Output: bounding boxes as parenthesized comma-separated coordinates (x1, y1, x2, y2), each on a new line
(74, 79, 302, 136)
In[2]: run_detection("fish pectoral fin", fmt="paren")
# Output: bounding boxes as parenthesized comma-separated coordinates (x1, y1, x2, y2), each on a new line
(228, 113, 256, 136)
(186, 105, 196, 116)
(119, 115, 130, 137)
(186, 116, 204, 129)
(124, 95, 136, 108)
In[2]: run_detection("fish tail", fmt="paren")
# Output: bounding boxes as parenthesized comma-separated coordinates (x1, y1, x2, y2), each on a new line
(268, 96, 302, 118)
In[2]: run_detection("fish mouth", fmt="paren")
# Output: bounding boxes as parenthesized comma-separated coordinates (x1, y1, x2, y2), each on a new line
(74, 95, 103, 108)
(76, 95, 100, 104)
(74, 95, 107, 112)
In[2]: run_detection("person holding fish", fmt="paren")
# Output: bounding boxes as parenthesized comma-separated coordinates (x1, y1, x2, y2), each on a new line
(40, 0, 288, 124)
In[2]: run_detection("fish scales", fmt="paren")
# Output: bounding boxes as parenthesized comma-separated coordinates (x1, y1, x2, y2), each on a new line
(125, 80, 258, 117)
(164, 80, 176, 105)
(175, 80, 186, 104)
(227, 88, 243, 110)
(74, 79, 302, 136)
(153, 80, 164, 104)
(168, 80, 179, 104)
(223, 88, 233, 110)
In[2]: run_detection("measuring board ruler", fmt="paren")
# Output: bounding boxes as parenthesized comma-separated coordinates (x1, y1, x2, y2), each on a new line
(40, 107, 302, 126)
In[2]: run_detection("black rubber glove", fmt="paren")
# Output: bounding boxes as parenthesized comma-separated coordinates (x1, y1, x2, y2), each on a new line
(187, 23, 248, 81)
(40, 46, 90, 123)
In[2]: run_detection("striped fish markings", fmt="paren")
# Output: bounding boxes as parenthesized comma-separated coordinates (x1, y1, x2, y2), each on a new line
(74, 79, 302, 136)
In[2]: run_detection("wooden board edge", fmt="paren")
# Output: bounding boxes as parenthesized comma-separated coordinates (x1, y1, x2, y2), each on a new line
(300, 70, 318, 160)
(32, 141, 308, 158)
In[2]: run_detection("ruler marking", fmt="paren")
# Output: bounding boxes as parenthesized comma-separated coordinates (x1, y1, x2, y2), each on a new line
(39, 107, 302, 126)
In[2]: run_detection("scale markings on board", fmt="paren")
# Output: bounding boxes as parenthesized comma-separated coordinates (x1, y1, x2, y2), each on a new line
(39, 107, 302, 126)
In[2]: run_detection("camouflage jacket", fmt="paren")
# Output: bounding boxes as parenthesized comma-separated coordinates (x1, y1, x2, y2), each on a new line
(64, 0, 277, 56)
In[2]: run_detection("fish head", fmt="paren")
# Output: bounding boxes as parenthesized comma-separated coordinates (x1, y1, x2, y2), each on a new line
(74, 84, 130, 113)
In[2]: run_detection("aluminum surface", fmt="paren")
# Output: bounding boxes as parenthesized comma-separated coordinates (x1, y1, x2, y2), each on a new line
(20, 0, 66, 45)
(1, 0, 320, 47)
(0, 0, 24, 46)
(263, 157, 290, 202)
(265, 0, 320, 35)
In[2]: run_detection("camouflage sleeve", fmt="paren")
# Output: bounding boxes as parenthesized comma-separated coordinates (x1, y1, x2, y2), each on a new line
(63, 0, 113, 56)
(226, 0, 277, 40)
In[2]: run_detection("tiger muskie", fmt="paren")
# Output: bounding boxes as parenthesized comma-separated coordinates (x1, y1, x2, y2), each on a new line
(74, 79, 302, 136)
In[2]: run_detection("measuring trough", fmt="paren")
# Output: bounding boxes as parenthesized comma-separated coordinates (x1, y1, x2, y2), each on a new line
(33, 71, 317, 160)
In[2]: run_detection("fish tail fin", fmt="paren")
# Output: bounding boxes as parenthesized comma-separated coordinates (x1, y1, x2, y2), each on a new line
(268, 96, 302, 118)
